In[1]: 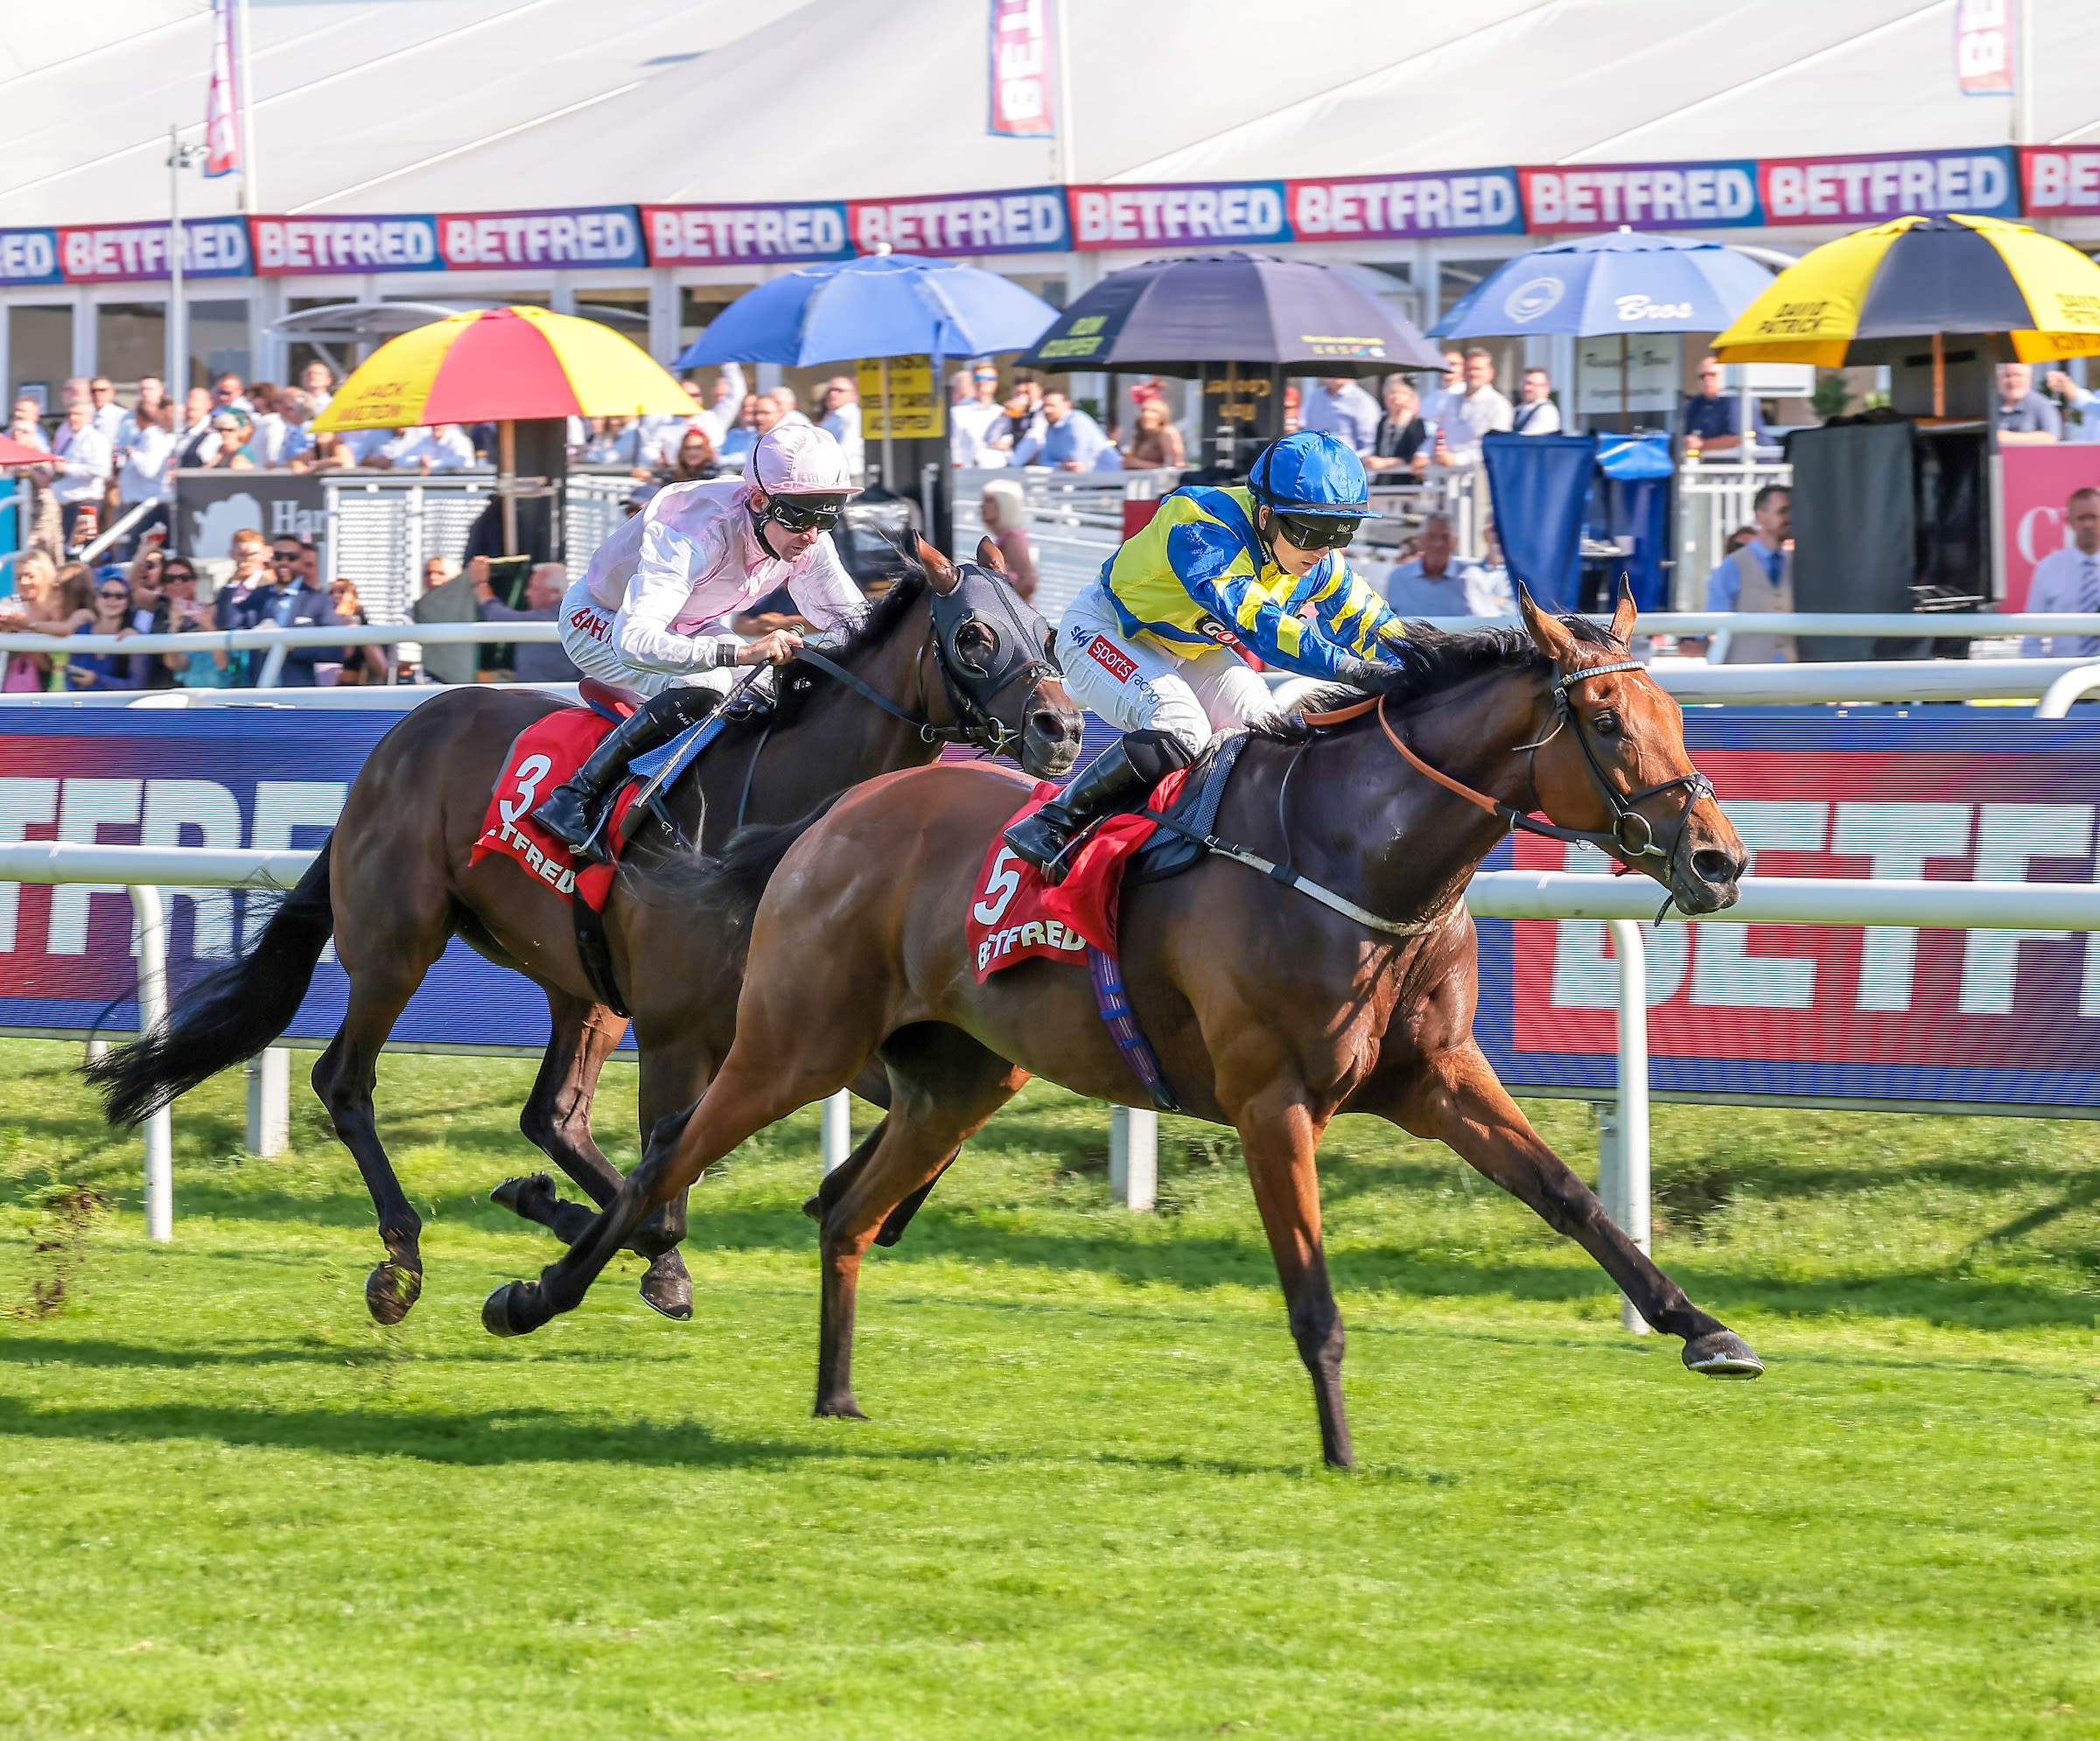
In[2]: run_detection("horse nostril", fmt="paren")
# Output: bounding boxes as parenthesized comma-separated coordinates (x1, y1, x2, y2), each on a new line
(1033, 710, 1075, 743)
(1692, 849, 1740, 884)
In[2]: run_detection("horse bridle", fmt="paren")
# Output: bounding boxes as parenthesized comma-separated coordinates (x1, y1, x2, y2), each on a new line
(1324, 656, 1717, 911)
(792, 563, 1060, 761)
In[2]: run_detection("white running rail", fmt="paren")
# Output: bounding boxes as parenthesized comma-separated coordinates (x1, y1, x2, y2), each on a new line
(17, 842, 2100, 1292)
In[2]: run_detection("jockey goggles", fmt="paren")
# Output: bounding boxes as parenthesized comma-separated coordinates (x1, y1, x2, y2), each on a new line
(756, 492, 850, 533)
(1270, 510, 1361, 552)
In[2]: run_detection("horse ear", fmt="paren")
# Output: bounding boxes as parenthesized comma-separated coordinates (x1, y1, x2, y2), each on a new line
(917, 535, 960, 595)
(1610, 574, 1639, 647)
(1516, 583, 1578, 665)
(976, 534, 1009, 577)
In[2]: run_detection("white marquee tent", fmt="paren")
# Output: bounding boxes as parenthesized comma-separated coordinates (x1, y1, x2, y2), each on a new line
(4, 0, 2098, 228)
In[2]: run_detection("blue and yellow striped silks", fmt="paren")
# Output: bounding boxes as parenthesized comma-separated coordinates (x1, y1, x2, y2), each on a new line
(1099, 486, 1406, 680)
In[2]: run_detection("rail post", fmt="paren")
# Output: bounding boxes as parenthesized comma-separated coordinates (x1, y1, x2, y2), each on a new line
(1110, 1105, 1158, 1211)
(821, 1089, 851, 1173)
(130, 884, 172, 1243)
(1608, 918, 1651, 1334)
(246, 1046, 290, 1157)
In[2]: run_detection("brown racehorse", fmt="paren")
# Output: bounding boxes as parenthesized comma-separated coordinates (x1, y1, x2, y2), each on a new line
(483, 588, 1763, 1468)
(91, 541, 1080, 1325)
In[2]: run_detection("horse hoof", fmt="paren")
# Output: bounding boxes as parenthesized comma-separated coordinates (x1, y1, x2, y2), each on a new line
(482, 1281, 538, 1339)
(638, 1251, 693, 1320)
(365, 1261, 421, 1325)
(815, 1395, 869, 1421)
(1683, 1329, 1765, 1379)
(492, 1172, 556, 1221)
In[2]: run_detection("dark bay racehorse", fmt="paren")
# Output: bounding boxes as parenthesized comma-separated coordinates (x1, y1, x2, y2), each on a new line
(92, 541, 1080, 1324)
(485, 589, 1763, 1467)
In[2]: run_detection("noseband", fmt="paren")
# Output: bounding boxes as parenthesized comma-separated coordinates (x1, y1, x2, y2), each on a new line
(791, 563, 1059, 760)
(1312, 658, 1717, 912)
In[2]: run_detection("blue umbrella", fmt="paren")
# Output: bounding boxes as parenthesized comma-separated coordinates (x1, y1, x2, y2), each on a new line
(675, 253, 1059, 367)
(1430, 230, 1773, 340)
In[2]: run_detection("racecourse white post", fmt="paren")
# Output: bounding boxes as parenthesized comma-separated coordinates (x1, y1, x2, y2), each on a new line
(246, 1045, 290, 1157)
(130, 884, 172, 1243)
(1609, 918, 1652, 1335)
(821, 1089, 851, 1174)
(1110, 1105, 1158, 1211)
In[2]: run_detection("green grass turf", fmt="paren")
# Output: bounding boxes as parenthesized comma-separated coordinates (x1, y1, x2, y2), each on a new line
(2, 1038, 2098, 1739)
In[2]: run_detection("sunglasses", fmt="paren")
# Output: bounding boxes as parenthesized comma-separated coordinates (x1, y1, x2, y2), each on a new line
(270, 551, 300, 563)
(762, 494, 846, 533)
(97, 588, 130, 601)
(164, 571, 195, 584)
(1271, 512, 1360, 552)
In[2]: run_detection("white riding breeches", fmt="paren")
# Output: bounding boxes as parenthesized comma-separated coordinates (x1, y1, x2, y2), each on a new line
(1057, 583, 1272, 758)
(558, 580, 738, 702)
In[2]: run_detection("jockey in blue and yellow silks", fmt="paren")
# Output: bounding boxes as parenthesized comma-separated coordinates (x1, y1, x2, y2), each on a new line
(1004, 430, 1407, 882)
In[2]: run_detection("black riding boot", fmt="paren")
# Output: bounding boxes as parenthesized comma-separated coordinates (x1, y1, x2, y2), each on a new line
(1001, 728, 1194, 885)
(532, 685, 721, 864)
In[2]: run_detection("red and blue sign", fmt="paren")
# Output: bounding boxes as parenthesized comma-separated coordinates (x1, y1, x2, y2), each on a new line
(1477, 710, 2100, 1113)
(10, 706, 2100, 1111)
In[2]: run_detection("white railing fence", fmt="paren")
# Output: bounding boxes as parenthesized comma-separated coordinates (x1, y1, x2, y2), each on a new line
(18, 839, 2100, 1349)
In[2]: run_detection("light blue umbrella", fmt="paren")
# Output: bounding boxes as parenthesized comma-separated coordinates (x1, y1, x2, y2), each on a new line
(676, 252, 1059, 367)
(1430, 230, 1774, 341)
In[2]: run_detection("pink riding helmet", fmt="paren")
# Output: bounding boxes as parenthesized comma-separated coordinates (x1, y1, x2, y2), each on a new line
(749, 423, 864, 498)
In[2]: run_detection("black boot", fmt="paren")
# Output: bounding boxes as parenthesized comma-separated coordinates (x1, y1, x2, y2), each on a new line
(533, 686, 721, 864)
(1002, 729, 1194, 885)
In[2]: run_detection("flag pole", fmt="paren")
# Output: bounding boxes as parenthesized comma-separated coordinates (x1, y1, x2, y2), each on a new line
(168, 128, 189, 426)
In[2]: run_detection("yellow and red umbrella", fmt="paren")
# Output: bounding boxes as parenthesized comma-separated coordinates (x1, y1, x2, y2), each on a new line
(1713, 213, 2100, 370)
(313, 304, 691, 432)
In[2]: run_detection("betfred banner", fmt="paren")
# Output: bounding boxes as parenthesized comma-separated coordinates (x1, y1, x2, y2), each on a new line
(251, 215, 441, 274)
(437, 206, 646, 269)
(642, 203, 851, 265)
(1519, 161, 1760, 232)
(58, 219, 251, 283)
(849, 187, 1068, 256)
(1069, 181, 1289, 250)
(1288, 171, 1522, 241)
(1955, 0, 2016, 96)
(1480, 712, 2100, 1114)
(0, 710, 600, 1052)
(1999, 446, 2100, 613)
(2020, 149, 2100, 217)
(987, 0, 1054, 139)
(1760, 147, 2018, 225)
(0, 228, 61, 286)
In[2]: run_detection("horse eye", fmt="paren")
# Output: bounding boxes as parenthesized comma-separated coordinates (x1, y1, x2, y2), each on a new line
(953, 622, 996, 674)
(1592, 710, 1621, 735)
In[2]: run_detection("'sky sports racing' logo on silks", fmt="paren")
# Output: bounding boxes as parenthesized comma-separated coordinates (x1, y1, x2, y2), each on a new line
(1086, 634, 1139, 684)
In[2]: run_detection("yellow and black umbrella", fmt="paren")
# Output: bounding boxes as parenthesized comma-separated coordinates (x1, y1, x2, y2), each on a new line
(1713, 213, 2100, 395)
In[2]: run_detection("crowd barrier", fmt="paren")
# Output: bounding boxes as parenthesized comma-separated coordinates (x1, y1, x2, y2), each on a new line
(10, 619, 2100, 705)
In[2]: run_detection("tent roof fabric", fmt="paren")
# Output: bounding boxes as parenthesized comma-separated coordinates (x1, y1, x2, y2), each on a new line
(4, 0, 2098, 231)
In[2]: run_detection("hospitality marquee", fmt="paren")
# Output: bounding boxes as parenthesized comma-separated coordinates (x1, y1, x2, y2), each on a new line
(30, 144, 2092, 286)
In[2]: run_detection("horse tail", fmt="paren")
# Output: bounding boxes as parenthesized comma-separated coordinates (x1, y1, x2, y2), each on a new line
(87, 836, 337, 1128)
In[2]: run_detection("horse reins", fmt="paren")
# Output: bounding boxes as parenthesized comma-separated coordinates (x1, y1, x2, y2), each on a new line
(1306, 658, 1716, 919)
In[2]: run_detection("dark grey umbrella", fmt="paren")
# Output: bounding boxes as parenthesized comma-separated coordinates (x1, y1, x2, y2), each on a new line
(1018, 252, 1445, 376)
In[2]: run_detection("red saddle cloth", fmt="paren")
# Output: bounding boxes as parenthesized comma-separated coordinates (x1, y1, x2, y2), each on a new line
(967, 766, 1194, 982)
(470, 708, 642, 912)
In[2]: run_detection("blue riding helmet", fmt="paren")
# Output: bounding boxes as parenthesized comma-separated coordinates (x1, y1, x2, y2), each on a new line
(1247, 430, 1382, 519)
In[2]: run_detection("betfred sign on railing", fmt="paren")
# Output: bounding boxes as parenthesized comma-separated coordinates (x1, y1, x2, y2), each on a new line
(1482, 710, 2100, 1113)
(12, 703, 2100, 1113)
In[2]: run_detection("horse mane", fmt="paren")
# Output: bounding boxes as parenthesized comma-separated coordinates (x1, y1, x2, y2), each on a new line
(1255, 616, 1624, 741)
(726, 559, 928, 735)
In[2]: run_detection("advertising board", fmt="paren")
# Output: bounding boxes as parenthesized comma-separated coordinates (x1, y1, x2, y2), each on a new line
(10, 708, 2100, 1115)
(1480, 710, 2100, 1113)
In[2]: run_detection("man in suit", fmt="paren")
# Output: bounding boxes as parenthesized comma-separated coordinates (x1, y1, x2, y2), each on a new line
(238, 534, 345, 685)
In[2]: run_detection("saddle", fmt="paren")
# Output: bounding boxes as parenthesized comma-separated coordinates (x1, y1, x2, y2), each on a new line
(1125, 732, 1253, 884)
